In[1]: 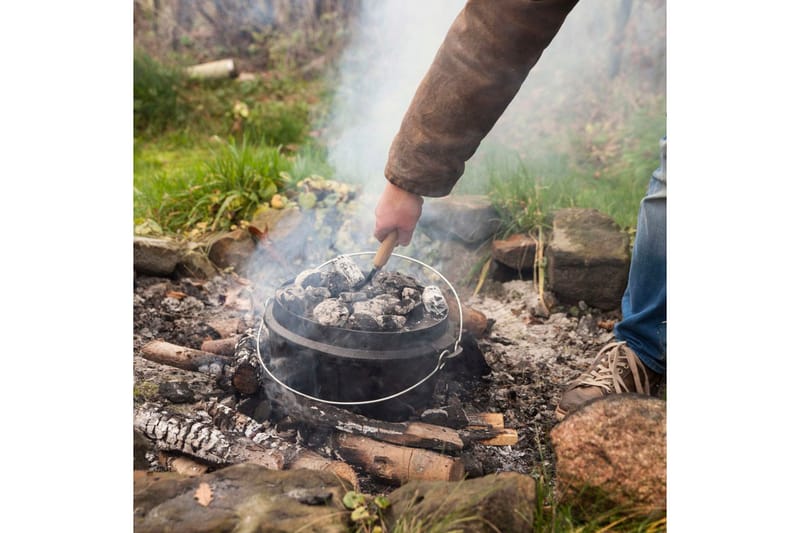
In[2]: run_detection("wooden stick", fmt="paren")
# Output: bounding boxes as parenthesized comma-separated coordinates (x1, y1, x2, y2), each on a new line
(467, 412, 505, 429)
(332, 433, 465, 485)
(479, 429, 519, 446)
(201, 336, 240, 356)
(288, 450, 359, 490)
(140, 340, 231, 373)
(466, 412, 519, 446)
(157, 452, 209, 477)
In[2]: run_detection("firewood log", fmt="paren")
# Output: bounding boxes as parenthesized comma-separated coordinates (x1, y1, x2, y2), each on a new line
(466, 412, 519, 446)
(140, 340, 232, 374)
(263, 380, 463, 453)
(201, 336, 241, 356)
(202, 399, 358, 488)
(332, 433, 465, 485)
(229, 335, 263, 395)
(134, 403, 292, 470)
(288, 450, 359, 490)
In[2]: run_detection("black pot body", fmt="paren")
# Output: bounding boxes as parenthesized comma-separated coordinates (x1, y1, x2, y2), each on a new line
(262, 298, 454, 421)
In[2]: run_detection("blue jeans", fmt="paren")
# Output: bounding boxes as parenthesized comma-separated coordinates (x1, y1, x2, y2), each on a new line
(614, 138, 666, 375)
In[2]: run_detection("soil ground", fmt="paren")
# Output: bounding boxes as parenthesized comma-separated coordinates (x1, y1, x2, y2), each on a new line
(133, 269, 622, 492)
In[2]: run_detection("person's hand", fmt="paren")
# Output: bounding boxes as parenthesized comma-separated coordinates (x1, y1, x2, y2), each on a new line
(373, 181, 423, 246)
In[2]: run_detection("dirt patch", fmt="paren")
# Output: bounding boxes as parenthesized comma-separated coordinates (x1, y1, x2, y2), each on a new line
(134, 271, 621, 490)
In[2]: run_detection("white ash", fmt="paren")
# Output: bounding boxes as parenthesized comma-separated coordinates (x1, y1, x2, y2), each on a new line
(372, 270, 421, 293)
(312, 298, 350, 327)
(322, 271, 351, 296)
(347, 312, 380, 331)
(274, 268, 448, 332)
(338, 291, 368, 303)
(352, 294, 401, 316)
(375, 315, 407, 330)
(303, 286, 331, 309)
(331, 255, 365, 289)
(278, 285, 307, 315)
(294, 268, 324, 288)
(395, 287, 422, 314)
(422, 286, 448, 319)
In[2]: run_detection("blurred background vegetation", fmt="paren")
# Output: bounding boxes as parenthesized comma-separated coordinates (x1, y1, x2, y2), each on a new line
(134, 0, 665, 239)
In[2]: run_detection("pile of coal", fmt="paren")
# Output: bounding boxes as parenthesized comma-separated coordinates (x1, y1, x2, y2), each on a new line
(275, 256, 448, 332)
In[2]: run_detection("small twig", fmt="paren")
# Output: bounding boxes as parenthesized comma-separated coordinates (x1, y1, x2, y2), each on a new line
(472, 257, 493, 299)
(535, 226, 549, 313)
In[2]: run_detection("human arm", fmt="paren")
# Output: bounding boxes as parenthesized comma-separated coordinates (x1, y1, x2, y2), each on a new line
(375, 0, 578, 242)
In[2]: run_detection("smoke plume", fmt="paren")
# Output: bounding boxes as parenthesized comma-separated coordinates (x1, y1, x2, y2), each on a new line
(322, 0, 666, 194)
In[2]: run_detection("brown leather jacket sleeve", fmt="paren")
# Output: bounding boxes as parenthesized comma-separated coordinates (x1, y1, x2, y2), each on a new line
(385, 0, 579, 197)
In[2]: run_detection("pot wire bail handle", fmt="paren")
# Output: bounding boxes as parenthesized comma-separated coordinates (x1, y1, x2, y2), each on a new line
(255, 252, 464, 406)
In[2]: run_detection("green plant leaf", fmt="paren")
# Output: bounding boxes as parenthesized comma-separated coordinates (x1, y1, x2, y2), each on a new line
(343, 491, 364, 510)
(297, 191, 317, 209)
(373, 495, 390, 510)
(350, 507, 371, 522)
(211, 192, 241, 230)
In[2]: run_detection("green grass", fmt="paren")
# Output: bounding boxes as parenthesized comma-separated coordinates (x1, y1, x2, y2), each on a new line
(134, 50, 189, 135)
(352, 466, 666, 533)
(456, 92, 665, 236)
(134, 52, 664, 241)
(134, 51, 334, 235)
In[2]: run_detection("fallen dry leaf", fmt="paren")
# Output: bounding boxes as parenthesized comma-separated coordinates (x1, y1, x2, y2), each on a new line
(165, 290, 187, 300)
(597, 319, 616, 331)
(194, 482, 213, 507)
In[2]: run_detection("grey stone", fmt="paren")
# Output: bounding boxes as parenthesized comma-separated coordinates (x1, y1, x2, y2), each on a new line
(158, 381, 196, 404)
(550, 395, 666, 515)
(419, 195, 501, 244)
(133, 463, 351, 533)
(134, 237, 182, 276)
(175, 250, 217, 279)
(206, 229, 256, 273)
(492, 233, 539, 270)
(546, 208, 630, 310)
(386, 472, 538, 533)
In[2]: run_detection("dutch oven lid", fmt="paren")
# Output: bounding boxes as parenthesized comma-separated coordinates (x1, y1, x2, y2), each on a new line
(263, 298, 456, 361)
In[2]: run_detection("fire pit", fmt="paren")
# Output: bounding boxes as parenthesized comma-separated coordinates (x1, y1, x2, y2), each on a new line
(258, 252, 462, 421)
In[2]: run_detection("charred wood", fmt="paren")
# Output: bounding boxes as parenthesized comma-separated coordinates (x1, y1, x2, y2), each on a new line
(203, 398, 358, 487)
(134, 402, 293, 470)
(263, 380, 463, 453)
(229, 334, 263, 396)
